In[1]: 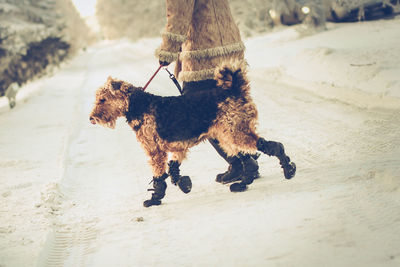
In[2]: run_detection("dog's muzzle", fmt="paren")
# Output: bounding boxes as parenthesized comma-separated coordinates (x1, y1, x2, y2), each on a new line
(90, 117, 96, 125)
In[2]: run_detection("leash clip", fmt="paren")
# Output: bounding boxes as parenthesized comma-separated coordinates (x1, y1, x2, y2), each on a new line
(164, 68, 175, 79)
(164, 67, 183, 95)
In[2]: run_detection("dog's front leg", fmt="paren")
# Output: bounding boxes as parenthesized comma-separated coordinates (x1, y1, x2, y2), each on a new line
(168, 160, 192, 194)
(143, 173, 168, 207)
(143, 151, 169, 207)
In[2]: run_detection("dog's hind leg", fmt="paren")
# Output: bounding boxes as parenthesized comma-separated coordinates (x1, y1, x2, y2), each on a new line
(225, 130, 296, 180)
(168, 151, 192, 194)
(228, 153, 260, 192)
(220, 133, 296, 192)
(143, 151, 169, 207)
(256, 137, 296, 180)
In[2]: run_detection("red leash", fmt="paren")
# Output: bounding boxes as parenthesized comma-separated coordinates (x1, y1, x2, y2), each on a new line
(142, 65, 163, 91)
(142, 65, 183, 94)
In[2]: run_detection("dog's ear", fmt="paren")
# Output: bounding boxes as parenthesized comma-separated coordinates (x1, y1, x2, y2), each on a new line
(106, 76, 121, 90)
(110, 80, 123, 91)
(121, 83, 135, 94)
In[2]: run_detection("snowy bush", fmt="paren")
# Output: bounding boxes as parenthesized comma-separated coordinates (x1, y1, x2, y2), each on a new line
(0, 0, 94, 97)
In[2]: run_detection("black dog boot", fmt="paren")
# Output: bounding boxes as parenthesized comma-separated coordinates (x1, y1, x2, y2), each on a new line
(230, 182, 248, 192)
(230, 154, 259, 192)
(177, 176, 192, 194)
(143, 173, 168, 207)
(168, 160, 181, 185)
(256, 138, 296, 179)
(279, 155, 296, 180)
(168, 160, 192, 194)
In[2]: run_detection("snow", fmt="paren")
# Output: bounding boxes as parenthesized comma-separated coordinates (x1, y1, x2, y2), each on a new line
(246, 19, 400, 108)
(1, 18, 400, 267)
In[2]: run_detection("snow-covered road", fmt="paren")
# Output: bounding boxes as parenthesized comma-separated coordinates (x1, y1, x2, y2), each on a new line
(1, 20, 400, 267)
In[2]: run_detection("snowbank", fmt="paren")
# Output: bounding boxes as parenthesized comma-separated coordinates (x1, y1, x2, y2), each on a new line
(246, 16, 400, 109)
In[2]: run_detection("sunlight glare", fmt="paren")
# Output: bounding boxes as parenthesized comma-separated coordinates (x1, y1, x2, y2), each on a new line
(71, 0, 97, 17)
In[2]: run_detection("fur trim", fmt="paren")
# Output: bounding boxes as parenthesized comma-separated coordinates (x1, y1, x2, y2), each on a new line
(161, 30, 187, 43)
(155, 48, 178, 63)
(180, 42, 245, 60)
(178, 68, 215, 82)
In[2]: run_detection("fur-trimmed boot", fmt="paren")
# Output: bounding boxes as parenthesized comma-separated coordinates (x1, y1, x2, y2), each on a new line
(143, 173, 168, 207)
(168, 160, 192, 194)
(215, 155, 243, 184)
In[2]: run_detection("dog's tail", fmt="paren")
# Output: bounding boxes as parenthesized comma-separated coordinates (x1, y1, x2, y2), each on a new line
(214, 60, 250, 94)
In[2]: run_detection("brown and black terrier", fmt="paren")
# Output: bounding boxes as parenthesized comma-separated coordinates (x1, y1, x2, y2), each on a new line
(90, 60, 296, 207)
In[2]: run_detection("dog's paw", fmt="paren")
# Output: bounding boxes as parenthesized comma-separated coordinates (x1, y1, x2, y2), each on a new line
(178, 176, 192, 194)
(143, 199, 162, 208)
(230, 182, 248, 192)
(283, 162, 296, 180)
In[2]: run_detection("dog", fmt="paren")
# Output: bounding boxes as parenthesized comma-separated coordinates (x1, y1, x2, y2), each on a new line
(89, 60, 296, 207)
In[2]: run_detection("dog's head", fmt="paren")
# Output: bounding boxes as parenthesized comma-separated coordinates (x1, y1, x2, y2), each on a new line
(89, 77, 135, 129)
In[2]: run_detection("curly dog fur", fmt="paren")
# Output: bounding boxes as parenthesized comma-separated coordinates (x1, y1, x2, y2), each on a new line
(90, 60, 296, 207)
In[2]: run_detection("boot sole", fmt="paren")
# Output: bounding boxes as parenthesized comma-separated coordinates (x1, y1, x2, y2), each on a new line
(221, 170, 260, 185)
(143, 199, 162, 207)
(221, 176, 242, 184)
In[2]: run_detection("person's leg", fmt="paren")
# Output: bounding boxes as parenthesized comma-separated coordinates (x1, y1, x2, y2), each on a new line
(209, 138, 242, 183)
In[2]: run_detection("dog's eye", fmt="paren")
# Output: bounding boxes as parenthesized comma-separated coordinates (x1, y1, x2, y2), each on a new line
(99, 98, 106, 103)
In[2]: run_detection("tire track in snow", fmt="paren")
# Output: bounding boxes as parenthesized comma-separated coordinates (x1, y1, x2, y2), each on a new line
(37, 49, 102, 267)
(37, 41, 160, 267)
(41, 223, 98, 267)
